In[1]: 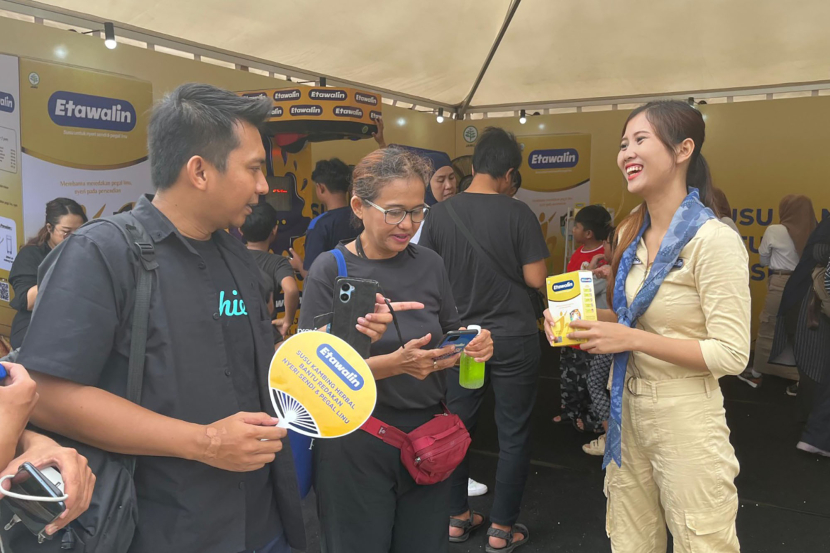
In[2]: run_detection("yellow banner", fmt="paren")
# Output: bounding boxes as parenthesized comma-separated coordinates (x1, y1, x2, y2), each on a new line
(18, 60, 154, 241)
(239, 86, 381, 128)
(0, 55, 23, 336)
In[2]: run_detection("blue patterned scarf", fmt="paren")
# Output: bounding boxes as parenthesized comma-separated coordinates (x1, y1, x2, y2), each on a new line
(604, 189, 714, 468)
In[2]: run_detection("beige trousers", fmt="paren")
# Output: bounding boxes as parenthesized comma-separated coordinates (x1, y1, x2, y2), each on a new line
(753, 273, 798, 380)
(605, 377, 741, 553)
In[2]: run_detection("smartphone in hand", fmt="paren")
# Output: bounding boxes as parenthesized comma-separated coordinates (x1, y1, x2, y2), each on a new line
(330, 277, 379, 358)
(434, 329, 478, 360)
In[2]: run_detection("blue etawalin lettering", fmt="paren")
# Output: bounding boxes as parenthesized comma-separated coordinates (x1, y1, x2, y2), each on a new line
(317, 345, 364, 390)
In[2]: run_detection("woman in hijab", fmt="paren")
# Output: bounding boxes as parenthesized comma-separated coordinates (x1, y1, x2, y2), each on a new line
(738, 195, 816, 388)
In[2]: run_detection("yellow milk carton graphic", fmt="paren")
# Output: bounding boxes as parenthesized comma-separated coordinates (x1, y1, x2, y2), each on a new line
(546, 271, 597, 347)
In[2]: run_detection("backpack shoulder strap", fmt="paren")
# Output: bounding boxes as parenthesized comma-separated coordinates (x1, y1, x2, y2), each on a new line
(102, 213, 157, 409)
(100, 213, 157, 476)
(330, 248, 348, 277)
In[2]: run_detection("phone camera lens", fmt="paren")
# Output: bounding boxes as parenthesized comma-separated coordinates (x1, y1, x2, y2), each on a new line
(340, 294, 349, 302)
(341, 284, 350, 292)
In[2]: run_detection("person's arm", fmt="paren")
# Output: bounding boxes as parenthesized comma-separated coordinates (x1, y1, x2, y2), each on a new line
(0, 363, 39, 470)
(19, 233, 286, 473)
(517, 203, 550, 287)
(569, 227, 751, 377)
(371, 116, 387, 149)
(1, 429, 95, 536)
(27, 371, 286, 472)
(758, 227, 773, 267)
(9, 247, 40, 313)
(26, 286, 38, 310)
(366, 335, 459, 380)
(287, 248, 308, 279)
(279, 275, 299, 336)
(522, 259, 548, 289)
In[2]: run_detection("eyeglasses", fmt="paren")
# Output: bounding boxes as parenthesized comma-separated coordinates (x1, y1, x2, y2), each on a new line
(363, 199, 429, 225)
(55, 227, 78, 238)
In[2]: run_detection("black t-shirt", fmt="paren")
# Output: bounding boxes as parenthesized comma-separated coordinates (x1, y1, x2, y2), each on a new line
(8, 242, 51, 348)
(248, 249, 295, 306)
(303, 207, 361, 270)
(419, 193, 550, 337)
(298, 243, 461, 411)
(185, 237, 280, 549)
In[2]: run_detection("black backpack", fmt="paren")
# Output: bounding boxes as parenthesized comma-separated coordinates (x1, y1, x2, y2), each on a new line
(0, 212, 156, 553)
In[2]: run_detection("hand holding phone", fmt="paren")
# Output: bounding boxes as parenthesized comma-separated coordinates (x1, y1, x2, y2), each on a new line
(330, 277, 380, 358)
(434, 330, 479, 360)
(0, 462, 67, 542)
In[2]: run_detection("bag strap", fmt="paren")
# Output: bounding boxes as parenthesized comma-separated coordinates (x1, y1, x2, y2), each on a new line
(361, 416, 409, 449)
(444, 200, 531, 294)
(97, 213, 158, 476)
(331, 248, 348, 277)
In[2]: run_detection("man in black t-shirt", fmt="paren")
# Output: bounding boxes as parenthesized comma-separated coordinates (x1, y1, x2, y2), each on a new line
(17, 84, 303, 553)
(241, 203, 299, 342)
(420, 127, 549, 551)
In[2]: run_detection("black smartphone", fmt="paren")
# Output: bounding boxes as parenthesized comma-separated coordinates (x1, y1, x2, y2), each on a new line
(434, 329, 478, 360)
(3, 463, 66, 541)
(330, 276, 379, 358)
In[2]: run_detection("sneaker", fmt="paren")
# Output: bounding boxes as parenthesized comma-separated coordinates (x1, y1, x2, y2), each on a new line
(467, 478, 488, 497)
(582, 434, 606, 456)
(796, 441, 830, 457)
(786, 383, 799, 397)
(737, 369, 762, 388)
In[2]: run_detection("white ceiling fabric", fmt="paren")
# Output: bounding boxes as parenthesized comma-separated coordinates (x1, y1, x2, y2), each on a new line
(34, 0, 830, 108)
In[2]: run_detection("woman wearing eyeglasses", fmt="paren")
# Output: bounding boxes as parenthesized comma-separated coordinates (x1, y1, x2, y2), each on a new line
(9, 198, 87, 349)
(298, 147, 494, 553)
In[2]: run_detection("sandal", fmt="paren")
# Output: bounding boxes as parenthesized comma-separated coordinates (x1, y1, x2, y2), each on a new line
(485, 523, 530, 553)
(449, 511, 486, 543)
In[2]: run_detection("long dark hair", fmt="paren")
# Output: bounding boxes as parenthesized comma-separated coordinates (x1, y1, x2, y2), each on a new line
(27, 198, 88, 247)
(612, 101, 713, 282)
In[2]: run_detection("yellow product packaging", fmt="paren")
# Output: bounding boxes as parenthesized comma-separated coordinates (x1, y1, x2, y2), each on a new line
(546, 271, 597, 347)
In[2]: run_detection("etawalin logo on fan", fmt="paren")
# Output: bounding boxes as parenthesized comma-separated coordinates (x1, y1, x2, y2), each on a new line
(528, 148, 579, 170)
(334, 106, 363, 118)
(0, 91, 15, 113)
(48, 91, 136, 132)
(290, 105, 323, 116)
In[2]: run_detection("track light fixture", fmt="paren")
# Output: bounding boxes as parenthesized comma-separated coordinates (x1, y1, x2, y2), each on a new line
(104, 22, 117, 49)
(519, 109, 527, 124)
(436, 108, 444, 124)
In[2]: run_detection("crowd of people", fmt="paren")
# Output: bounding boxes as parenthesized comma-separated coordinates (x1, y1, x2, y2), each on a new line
(0, 82, 827, 553)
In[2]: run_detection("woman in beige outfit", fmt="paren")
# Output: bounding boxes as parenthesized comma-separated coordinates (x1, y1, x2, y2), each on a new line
(547, 101, 750, 553)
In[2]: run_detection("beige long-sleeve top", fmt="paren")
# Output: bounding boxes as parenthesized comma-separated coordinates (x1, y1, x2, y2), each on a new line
(625, 219, 751, 381)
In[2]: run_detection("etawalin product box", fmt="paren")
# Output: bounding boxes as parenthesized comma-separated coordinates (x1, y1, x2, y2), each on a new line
(546, 271, 597, 347)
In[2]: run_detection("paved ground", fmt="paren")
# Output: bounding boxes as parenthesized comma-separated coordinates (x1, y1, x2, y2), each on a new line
(295, 341, 830, 552)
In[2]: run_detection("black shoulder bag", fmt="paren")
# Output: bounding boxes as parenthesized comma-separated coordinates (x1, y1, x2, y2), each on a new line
(0, 212, 157, 553)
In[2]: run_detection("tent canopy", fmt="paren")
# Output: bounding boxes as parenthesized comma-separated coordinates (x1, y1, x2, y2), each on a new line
(29, 0, 830, 111)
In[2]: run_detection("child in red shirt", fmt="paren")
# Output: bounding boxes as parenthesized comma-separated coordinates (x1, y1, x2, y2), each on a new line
(567, 205, 612, 272)
(555, 205, 613, 432)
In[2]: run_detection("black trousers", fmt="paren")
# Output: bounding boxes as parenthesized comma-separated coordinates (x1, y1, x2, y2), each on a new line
(447, 333, 541, 526)
(314, 404, 451, 553)
(800, 373, 830, 451)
